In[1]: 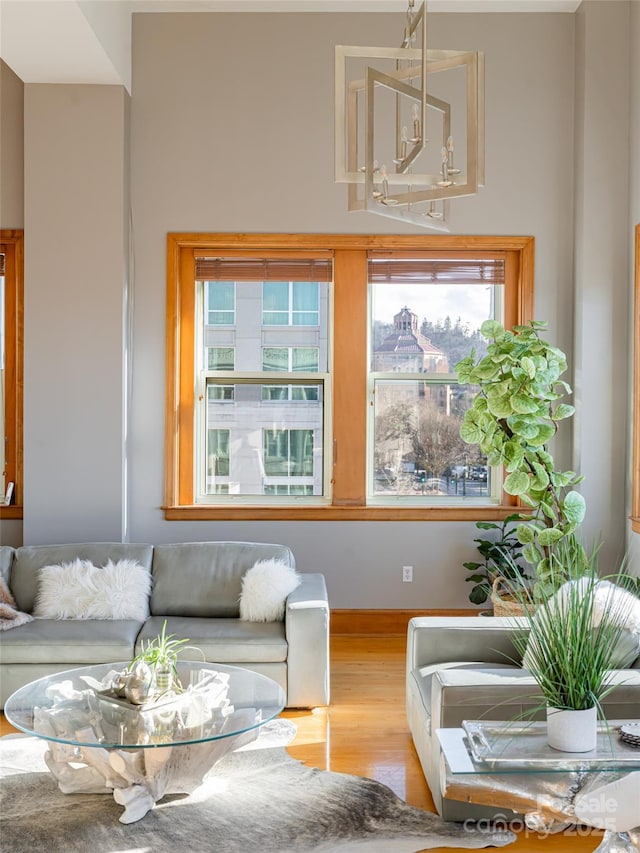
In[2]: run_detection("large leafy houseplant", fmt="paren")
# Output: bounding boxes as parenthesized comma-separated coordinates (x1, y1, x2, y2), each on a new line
(463, 514, 529, 606)
(456, 320, 587, 599)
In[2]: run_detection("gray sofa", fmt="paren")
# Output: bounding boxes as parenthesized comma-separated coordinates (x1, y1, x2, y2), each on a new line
(0, 541, 330, 709)
(406, 616, 640, 822)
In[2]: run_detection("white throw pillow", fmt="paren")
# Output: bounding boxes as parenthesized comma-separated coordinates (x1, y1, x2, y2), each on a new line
(34, 558, 151, 621)
(239, 558, 301, 622)
(522, 579, 640, 670)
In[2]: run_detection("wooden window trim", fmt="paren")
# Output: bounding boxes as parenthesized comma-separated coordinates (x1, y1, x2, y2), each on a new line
(632, 224, 640, 533)
(165, 233, 534, 521)
(0, 230, 23, 519)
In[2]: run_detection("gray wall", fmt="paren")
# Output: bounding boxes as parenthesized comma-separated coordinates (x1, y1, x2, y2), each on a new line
(22, 84, 130, 545)
(0, 60, 23, 229)
(3, 5, 639, 604)
(573, 1, 631, 568)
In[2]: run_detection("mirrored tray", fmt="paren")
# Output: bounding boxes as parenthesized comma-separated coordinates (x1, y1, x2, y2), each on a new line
(462, 720, 640, 771)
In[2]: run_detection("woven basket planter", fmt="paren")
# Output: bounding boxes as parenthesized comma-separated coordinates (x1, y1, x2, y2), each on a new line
(490, 576, 526, 617)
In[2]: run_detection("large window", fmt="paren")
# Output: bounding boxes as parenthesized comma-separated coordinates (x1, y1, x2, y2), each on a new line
(166, 234, 534, 520)
(0, 230, 23, 519)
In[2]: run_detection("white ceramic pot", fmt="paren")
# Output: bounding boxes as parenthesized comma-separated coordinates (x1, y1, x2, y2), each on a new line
(546, 705, 597, 752)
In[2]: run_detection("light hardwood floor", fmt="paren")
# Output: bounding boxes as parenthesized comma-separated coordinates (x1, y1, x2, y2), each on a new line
(1, 634, 603, 852)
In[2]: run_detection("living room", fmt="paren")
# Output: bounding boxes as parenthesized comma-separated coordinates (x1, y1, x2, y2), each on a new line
(1, 0, 639, 850)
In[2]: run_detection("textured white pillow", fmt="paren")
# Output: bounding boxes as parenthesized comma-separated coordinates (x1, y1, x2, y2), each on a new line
(522, 579, 640, 670)
(34, 558, 151, 621)
(239, 558, 301, 622)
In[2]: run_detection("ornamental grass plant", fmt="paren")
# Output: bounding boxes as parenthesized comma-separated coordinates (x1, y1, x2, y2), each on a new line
(509, 538, 638, 714)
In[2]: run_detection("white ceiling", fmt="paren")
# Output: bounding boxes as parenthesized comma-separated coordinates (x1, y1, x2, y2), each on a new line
(0, 0, 581, 92)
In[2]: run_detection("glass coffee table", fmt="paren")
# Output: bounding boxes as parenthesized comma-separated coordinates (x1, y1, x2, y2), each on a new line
(437, 720, 640, 853)
(5, 661, 285, 824)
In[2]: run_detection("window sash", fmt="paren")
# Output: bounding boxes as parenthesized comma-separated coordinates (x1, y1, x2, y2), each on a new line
(367, 255, 506, 505)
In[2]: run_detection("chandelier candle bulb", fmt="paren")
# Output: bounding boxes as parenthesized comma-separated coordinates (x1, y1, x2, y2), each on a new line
(411, 103, 421, 143)
(446, 135, 461, 175)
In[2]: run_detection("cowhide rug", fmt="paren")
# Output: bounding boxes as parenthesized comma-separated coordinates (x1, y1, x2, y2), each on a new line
(0, 722, 516, 852)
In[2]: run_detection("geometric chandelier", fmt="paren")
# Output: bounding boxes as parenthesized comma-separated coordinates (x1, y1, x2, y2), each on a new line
(335, 0, 484, 231)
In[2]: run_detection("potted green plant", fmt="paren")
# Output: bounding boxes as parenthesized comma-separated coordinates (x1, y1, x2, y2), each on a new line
(463, 513, 530, 612)
(456, 320, 588, 599)
(508, 538, 639, 751)
(129, 621, 193, 698)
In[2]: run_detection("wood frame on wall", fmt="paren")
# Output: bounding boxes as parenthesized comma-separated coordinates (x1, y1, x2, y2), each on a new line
(0, 230, 23, 519)
(165, 233, 535, 521)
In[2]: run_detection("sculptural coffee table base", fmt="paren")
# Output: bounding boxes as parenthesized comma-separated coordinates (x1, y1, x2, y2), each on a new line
(4, 662, 286, 824)
(37, 707, 259, 823)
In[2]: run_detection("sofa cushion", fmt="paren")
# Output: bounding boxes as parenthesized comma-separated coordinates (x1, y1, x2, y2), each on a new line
(150, 542, 295, 618)
(10, 544, 154, 613)
(0, 618, 142, 666)
(137, 616, 288, 664)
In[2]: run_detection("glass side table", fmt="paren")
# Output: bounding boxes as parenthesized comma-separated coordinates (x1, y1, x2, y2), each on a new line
(436, 721, 640, 853)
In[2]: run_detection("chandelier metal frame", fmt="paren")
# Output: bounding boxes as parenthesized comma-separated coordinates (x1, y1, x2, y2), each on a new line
(334, 0, 484, 230)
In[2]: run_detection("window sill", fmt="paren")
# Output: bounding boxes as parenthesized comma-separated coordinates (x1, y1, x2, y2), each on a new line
(0, 505, 23, 520)
(163, 504, 519, 521)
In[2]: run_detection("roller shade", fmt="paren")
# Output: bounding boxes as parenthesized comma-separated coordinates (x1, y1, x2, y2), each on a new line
(195, 256, 332, 282)
(368, 254, 505, 285)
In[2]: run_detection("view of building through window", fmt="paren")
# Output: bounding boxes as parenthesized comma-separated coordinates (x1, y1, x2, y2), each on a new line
(199, 274, 329, 499)
(369, 273, 502, 501)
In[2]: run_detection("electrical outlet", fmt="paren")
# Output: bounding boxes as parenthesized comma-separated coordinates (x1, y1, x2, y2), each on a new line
(402, 565, 413, 582)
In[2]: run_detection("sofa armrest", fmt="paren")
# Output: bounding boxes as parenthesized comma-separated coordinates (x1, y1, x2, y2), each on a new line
(407, 616, 528, 676)
(285, 573, 330, 708)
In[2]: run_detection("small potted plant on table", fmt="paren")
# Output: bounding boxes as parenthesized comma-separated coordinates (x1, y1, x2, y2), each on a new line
(121, 621, 192, 704)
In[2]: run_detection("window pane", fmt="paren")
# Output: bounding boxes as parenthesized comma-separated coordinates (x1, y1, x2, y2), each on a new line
(206, 428, 229, 485)
(292, 386, 319, 401)
(204, 382, 323, 496)
(207, 384, 234, 401)
(262, 385, 289, 400)
(264, 428, 314, 476)
(264, 484, 314, 495)
(262, 281, 288, 324)
(292, 282, 319, 325)
(372, 379, 490, 499)
(207, 281, 235, 325)
(289, 429, 314, 475)
(207, 347, 235, 371)
(262, 348, 288, 371)
(262, 347, 319, 373)
(262, 281, 320, 326)
(371, 285, 494, 373)
(292, 348, 319, 371)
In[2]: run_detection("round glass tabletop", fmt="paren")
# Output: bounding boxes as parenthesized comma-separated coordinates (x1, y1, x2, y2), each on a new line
(5, 661, 286, 749)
